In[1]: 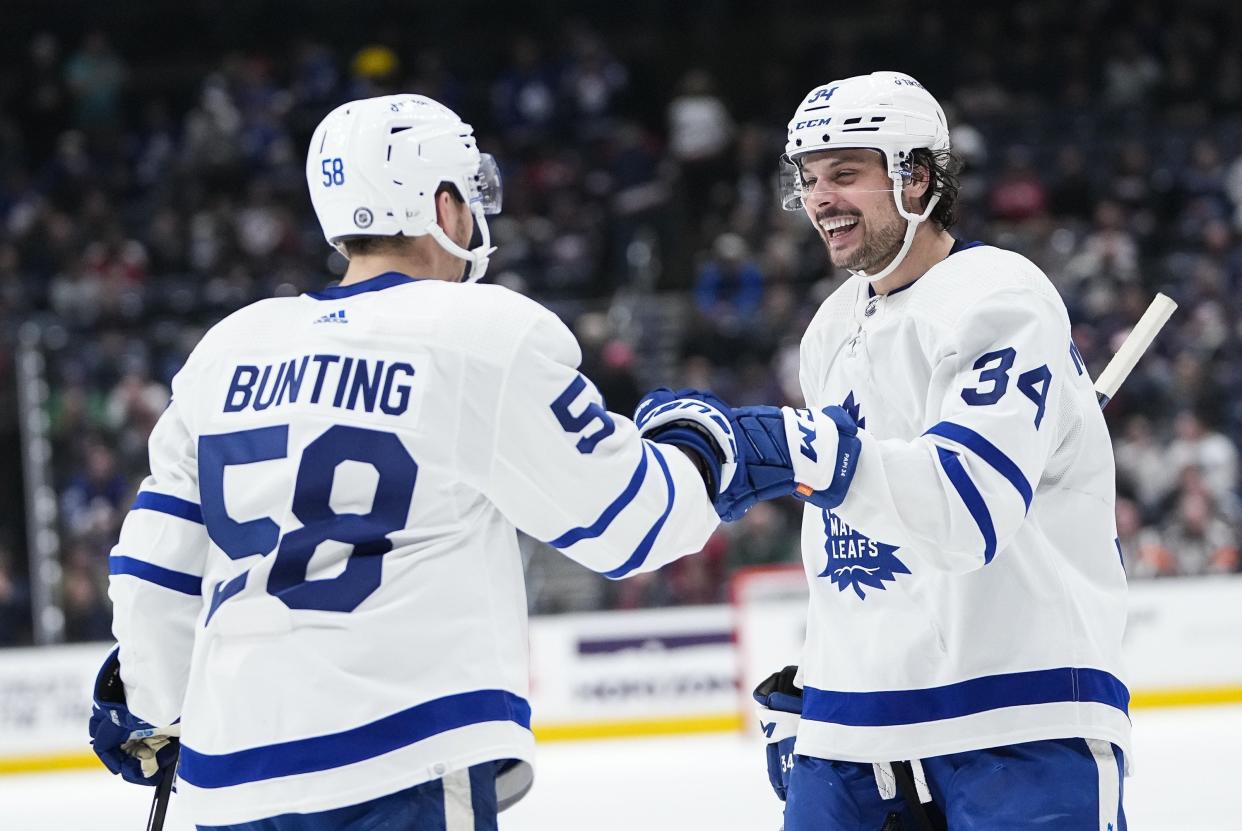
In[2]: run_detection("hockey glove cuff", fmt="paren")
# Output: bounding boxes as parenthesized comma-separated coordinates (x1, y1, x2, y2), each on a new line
(89, 646, 180, 786)
(713, 404, 862, 522)
(635, 388, 739, 497)
(781, 405, 862, 510)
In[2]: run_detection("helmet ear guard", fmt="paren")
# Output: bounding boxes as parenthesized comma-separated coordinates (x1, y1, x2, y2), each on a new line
(306, 94, 503, 282)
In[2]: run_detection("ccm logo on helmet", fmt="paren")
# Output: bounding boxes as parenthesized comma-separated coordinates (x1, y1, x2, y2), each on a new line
(794, 118, 832, 131)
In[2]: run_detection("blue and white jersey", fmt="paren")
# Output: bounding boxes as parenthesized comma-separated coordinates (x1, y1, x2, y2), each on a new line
(793, 243, 1130, 766)
(107, 272, 718, 825)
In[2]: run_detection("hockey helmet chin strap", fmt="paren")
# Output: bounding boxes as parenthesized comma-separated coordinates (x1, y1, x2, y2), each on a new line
(850, 174, 940, 284)
(425, 200, 495, 282)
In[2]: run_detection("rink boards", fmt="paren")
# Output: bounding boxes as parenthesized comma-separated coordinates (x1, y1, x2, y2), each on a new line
(2, 573, 1241, 775)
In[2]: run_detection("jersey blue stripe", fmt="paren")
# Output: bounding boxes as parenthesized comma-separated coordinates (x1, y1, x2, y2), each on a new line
(802, 667, 1129, 727)
(306, 271, 422, 300)
(108, 555, 202, 596)
(546, 444, 650, 549)
(132, 491, 204, 524)
(935, 446, 997, 564)
(925, 422, 1032, 510)
(601, 445, 675, 579)
(177, 689, 531, 789)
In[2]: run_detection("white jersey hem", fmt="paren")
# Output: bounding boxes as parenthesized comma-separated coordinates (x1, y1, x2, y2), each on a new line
(794, 703, 1132, 772)
(180, 723, 534, 825)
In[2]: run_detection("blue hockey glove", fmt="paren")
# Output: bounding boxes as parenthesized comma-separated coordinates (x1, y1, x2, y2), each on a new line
(754, 665, 803, 802)
(717, 403, 862, 521)
(637, 388, 862, 522)
(634, 388, 739, 497)
(89, 646, 179, 786)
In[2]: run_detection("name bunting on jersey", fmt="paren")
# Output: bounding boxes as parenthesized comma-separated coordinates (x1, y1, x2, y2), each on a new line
(221, 351, 423, 419)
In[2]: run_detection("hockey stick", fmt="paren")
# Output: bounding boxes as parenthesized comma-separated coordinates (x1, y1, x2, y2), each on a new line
(1094, 293, 1178, 409)
(145, 745, 177, 831)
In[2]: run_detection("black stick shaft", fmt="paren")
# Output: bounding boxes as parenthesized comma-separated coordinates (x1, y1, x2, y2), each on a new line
(145, 750, 177, 831)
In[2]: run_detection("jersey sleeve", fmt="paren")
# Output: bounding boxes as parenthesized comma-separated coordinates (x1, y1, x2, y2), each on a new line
(833, 288, 1071, 573)
(481, 309, 719, 578)
(107, 377, 208, 726)
(799, 337, 821, 410)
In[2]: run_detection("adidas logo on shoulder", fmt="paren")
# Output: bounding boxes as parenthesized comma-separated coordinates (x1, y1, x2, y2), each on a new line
(314, 309, 348, 325)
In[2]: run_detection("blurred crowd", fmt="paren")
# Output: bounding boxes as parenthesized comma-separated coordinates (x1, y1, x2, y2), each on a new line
(2, 0, 1242, 642)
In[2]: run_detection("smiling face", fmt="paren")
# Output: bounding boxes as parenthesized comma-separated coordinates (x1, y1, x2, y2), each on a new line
(798, 148, 907, 274)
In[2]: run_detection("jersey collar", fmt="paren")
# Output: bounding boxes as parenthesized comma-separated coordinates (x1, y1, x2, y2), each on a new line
(866, 238, 986, 298)
(307, 272, 425, 300)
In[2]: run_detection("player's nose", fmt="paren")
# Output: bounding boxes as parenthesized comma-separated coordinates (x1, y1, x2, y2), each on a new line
(805, 181, 840, 215)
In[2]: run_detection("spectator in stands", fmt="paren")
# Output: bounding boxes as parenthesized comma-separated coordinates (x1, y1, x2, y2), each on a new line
(668, 69, 733, 245)
(1115, 415, 1178, 515)
(988, 147, 1048, 223)
(1116, 496, 1159, 577)
(61, 545, 111, 642)
(63, 31, 127, 133)
(104, 368, 168, 461)
(1167, 410, 1239, 511)
(694, 233, 764, 321)
(15, 33, 69, 167)
(0, 545, 31, 645)
(60, 441, 128, 541)
(491, 36, 560, 146)
(561, 26, 628, 141)
(1048, 146, 1095, 222)
(1136, 486, 1239, 577)
(1103, 33, 1162, 110)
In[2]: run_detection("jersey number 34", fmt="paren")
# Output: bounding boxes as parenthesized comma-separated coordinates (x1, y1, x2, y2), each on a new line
(960, 347, 1052, 429)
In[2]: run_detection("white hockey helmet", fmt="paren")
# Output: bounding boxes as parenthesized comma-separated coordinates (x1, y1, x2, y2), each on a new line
(306, 94, 502, 281)
(780, 71, 950, 282)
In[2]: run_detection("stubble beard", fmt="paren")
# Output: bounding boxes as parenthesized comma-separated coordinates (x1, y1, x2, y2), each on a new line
(826, 207, 906, 274)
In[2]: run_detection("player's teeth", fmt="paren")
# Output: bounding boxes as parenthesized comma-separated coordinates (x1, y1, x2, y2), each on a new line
(820, 217, 859, 233)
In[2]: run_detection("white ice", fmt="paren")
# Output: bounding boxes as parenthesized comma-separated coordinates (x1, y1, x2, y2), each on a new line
(2, 704, 1238, 830)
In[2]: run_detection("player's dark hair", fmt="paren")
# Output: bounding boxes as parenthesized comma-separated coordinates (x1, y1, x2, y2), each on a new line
(341, 235, 412, 258)
(340, 183, 465, 258)
(434, 182, 465, 204)
(910, 148, 962, 231)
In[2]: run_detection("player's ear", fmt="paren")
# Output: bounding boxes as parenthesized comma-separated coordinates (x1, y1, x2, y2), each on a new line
(905, 159, 931, 201)
(433, 188, 456, 231)
(433, 185, 470, 242)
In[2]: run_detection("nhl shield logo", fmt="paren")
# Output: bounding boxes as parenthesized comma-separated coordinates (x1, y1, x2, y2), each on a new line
(353, 207, 374, 228)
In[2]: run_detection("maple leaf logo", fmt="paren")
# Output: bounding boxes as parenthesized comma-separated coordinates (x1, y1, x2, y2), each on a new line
(817, 510, 909, 600)
(842, 391, 866, 428)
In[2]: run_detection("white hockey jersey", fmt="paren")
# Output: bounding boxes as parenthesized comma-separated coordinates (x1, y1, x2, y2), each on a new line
(107, 272, 719, 824)
(793, 242, 1131, 765)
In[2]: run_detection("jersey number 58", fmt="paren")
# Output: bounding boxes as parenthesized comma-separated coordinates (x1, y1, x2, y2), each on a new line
(198, 425, 417, 618)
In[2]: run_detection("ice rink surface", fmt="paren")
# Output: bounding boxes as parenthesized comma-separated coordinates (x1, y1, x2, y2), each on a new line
(3, 704, 1238, 830)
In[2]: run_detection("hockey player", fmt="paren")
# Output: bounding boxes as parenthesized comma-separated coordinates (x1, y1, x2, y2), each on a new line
(87, 94, 733, 830)
(637, 72, 1129, 829)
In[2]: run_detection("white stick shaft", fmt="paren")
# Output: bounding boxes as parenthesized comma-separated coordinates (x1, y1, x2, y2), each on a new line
(1094, 293, 1177, 406)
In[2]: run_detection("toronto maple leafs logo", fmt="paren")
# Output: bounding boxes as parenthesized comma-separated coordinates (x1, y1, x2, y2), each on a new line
(818, 510, 909, 600)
